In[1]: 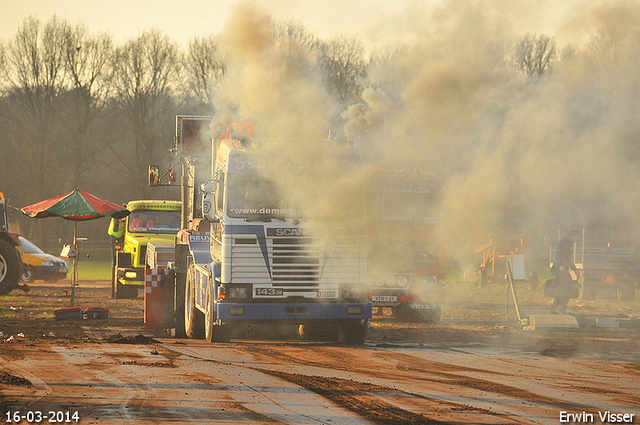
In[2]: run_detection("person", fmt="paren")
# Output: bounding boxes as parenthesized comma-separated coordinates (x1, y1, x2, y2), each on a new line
(130, 213, 154, 230)
(550, 228, 581, 314)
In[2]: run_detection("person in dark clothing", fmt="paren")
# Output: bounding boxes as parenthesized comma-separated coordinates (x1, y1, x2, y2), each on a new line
(550, 228, 581, 314)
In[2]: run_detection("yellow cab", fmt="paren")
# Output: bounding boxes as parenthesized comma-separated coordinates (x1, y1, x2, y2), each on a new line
(16, 236, 69, 283)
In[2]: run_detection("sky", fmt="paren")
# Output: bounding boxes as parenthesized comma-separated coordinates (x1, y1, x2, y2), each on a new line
(0, 0, 414, 48)
(0, 0, 580, 50)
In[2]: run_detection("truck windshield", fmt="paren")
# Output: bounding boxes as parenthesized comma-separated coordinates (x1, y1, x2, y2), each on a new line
(366, 178, 441, 226)
(369, 238, 441, 269)
(227, 174, 302, 219)
(128, 210, 180, 234)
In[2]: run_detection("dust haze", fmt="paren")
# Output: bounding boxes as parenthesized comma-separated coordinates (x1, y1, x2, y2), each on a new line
(208, 0, 640, 263)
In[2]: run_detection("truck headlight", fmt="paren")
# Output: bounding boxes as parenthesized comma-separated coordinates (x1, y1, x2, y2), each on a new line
(396, 275, 408, 287)
(422, 275, 438, 284)
(385, 276, 396, 287)
(125, 271, 138, 279)
(229, 287, 247, 298)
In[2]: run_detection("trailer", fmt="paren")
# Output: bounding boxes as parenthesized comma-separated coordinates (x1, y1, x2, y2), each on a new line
(573, 247, 639, 301)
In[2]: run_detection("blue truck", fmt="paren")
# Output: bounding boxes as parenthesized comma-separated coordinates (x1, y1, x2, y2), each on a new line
(149, 117, 371, 343)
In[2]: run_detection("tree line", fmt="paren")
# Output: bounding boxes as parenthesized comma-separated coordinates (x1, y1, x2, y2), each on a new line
(0, 14, 603, 247)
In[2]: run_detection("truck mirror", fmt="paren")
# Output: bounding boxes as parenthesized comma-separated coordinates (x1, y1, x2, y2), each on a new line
(202, 192, 217, 222)
(149, 165, 160, 186)
(200, 181, 217, 193)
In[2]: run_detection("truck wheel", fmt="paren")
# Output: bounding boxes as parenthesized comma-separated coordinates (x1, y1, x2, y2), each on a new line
(184, 265, 204, 339)
(528, 271, 539, 290)
(0, 239, 21, 295)
(205, 280, 232, 342)
(298, 322, 340, 341)
(21, 264, 36, 283)
(341, 319, 367, 345)
(617, 285, 636, 301)
(113, 253, 138, 299)
(476, 269, 487, 288)
(580, 281, 598, 300)
(174, 271, 186, 338)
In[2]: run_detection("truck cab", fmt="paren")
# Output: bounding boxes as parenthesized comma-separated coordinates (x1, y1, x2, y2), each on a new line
(110, 200, 181, 298)
(364, 169, 446, 322)
(184, 137, 372, 343)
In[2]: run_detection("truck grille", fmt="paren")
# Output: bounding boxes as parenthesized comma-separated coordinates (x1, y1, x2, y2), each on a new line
(272, 237, 320, 285)
(228, 229, 364, 287)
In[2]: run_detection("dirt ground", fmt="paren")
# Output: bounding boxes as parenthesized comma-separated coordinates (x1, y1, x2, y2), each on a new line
(0, 280, 638, 424)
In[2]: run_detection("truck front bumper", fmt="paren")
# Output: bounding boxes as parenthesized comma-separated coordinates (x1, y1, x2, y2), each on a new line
(217, 301, 373, 321)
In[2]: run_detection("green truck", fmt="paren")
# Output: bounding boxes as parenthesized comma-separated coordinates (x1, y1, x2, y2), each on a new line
(109, 200, 181, 299)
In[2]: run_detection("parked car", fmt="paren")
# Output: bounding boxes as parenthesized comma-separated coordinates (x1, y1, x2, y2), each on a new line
(16, 236, 68, 283)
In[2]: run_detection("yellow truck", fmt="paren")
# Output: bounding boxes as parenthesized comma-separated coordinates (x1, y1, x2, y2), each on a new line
(109, 200, 181, 299)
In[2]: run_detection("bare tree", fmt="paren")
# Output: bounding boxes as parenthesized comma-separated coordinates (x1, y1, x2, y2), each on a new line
(587, 31, 639, 67)
(275, 19, 321, 52)
(0, 16, 71, 243)
(319, 36, 367, 105)
(112, 30, 180, 196)
(513, 34, 556, 79)
(1, 16, 69, 197)
(179, 35, 225, 112)
(60, 24, 116, 190)
(365, 45, 402, 93)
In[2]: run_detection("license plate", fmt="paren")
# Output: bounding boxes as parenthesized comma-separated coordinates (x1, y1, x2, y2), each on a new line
(317, 290, 337, 298)
(372, 295, 397, 302)
(255, 288, 283, 296)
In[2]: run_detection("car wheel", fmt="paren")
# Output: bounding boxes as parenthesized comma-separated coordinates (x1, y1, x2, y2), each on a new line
(21, 264, 36, 283)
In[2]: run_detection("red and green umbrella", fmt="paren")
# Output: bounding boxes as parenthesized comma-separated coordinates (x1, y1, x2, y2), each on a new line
(21, 189, 129, 221)
(21, 190, 130, 306)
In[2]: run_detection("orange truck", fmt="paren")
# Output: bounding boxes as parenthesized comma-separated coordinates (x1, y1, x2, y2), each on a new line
(364, 168, 446, 322)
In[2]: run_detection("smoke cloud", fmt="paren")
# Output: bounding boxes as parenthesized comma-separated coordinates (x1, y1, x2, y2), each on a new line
(342, 0, 640, 260)
(209, 0, 640, 267)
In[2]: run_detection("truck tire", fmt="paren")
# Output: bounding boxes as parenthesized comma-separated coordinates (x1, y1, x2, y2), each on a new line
(21, 264, 36, 283)
(113, 253, 138, 299)
(528, 271, 539, 290)
(174, 271, 186, 338)
(0, 238, 21, 295)
(341, 319, 367, 345)
(185, 264, 204, 339)
(580, 280, 598, 300)
(617, 285, 636, 301)
(205, 282, 233, 343)
(476, 269, 487, 288)
(298, 322, 340, 341)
